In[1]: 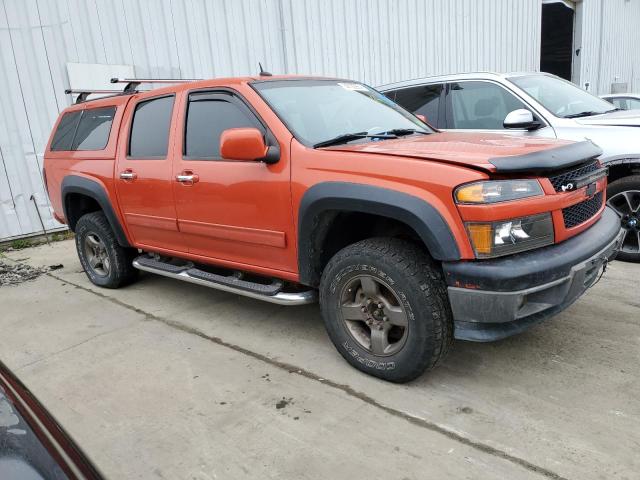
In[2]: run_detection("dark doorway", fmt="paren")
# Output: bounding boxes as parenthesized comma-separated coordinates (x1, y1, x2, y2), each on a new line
(540, 2, 574, 80)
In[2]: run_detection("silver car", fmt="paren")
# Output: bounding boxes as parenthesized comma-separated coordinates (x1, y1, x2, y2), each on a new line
(601, 93, 640, 111)
(379, 72, 640, 262)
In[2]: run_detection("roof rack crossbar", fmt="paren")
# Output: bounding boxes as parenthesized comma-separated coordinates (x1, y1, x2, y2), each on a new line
(65, 78, 202, 104)
(110, 77, 202, 84)
(110, 78, 201, 94)
(65, 89, 134, 104)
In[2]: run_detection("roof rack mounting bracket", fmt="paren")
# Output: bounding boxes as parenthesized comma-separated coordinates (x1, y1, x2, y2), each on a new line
(123, 81, 141, 93)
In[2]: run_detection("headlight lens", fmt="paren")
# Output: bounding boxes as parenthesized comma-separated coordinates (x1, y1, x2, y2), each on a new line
(466, 213, 554, 258)
(455, 180, 543, 204)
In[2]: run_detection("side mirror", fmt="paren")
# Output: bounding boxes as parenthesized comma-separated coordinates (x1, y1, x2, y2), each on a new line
(416, 114, 427, 123)
(503, 109, 541, 130)
(220, 128, 270, 161)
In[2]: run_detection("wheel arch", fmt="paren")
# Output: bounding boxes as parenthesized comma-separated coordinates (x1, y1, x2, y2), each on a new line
(297, 182, 460, 287)
(61, 175, 132, 248)
(601, 156, 640, 183)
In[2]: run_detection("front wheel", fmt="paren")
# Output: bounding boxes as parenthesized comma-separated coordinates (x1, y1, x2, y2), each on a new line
(319, 238, 453, 383)
(607, 175, 640, 263)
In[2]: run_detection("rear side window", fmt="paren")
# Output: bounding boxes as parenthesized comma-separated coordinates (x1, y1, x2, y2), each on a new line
(392, 84, 443, 127)
(185, 93, 262, 159)
(50, 111, 82, 151)
(129, 95, 174, 158)
(50, 108, 116, 151)
(72, 107, 116, 150)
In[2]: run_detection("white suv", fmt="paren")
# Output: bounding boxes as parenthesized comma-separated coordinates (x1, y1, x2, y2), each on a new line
(379, 72, 640, 262)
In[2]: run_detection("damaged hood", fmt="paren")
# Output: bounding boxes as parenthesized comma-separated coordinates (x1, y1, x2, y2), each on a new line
(324, 132, 590, 172)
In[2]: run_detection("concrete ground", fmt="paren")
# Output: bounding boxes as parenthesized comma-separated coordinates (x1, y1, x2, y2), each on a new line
(0, 240, 638, 480)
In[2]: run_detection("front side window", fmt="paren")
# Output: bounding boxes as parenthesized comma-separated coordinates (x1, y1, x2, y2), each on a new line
(392, 84, 443, 127)
(446, 81, 527, 130)
(129, 95, 174, 158)
(185, 93, 263, 159)
(508, 74, 616, 118)
(252, 79, 431, 147)
(50, 111, 82, 151)
(72, 107, 116, 150)
(626, 98, 640, 110)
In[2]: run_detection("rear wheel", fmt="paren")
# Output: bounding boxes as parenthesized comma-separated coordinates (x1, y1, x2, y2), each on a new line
(319, 238, 453, 383)
(607, 175, 640, 263)
(75, 211, 138, 288)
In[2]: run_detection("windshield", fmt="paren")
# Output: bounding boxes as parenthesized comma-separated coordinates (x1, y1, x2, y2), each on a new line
(508, 74, 616, 118)
(252, 79, 431, 147)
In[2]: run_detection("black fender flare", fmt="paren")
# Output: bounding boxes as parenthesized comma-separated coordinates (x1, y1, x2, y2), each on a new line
(61, 175, 132, 248)
(600, 155, 640, 168)
(297, 182, 460, 286)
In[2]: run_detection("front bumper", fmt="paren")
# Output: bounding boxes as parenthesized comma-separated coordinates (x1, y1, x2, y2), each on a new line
(443, 207, 624, 342)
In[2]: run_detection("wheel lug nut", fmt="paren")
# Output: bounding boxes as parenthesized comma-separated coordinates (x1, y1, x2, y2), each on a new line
(366, 299, 373, 305)
(377, 302, 383, 309)
(383, 316, 388, 322)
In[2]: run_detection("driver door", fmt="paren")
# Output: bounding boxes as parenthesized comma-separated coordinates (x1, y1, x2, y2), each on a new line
(442, 81, 556, 138)
(170, 90, 297, 275)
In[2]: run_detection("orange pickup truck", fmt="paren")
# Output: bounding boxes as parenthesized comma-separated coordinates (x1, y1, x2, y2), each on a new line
(43, 76, 623, 382)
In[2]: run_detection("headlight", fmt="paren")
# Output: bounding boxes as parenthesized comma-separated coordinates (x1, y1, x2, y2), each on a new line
(466, 213, 554, 258)
(455, 180, 543, 204)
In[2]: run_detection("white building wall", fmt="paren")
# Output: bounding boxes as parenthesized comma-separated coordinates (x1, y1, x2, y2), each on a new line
(578, 0, 640, 94)
(0, 0, 548, 240)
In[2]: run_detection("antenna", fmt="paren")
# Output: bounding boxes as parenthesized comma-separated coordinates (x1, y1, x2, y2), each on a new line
(258, 63, 272, 77)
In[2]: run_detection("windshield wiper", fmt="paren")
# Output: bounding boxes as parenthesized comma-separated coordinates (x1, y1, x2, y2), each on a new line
(563, 108, 620, 118)
(382, 128, 429, 136)
(313, 132, 397, 148)
(563, 111, 599, 118)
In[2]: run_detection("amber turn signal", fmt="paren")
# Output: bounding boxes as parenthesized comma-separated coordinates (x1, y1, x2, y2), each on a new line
(466, 223, 493, 255)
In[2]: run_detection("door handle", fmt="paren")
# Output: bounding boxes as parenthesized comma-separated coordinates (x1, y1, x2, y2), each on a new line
(119, 169, 137, 180)
(176, 171, 199, 185)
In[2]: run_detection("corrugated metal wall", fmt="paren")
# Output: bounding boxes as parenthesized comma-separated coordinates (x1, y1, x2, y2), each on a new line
(578, 0, 640, 94)
(0, 0, 545, 240)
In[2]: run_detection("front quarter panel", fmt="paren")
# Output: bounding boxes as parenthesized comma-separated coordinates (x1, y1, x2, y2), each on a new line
(291, 139, 485, 267)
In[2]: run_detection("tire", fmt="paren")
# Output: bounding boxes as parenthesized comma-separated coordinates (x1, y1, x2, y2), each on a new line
(319, 237, 453, 383)
(606, 175, 640, 263)
(75, 211, 138, 288)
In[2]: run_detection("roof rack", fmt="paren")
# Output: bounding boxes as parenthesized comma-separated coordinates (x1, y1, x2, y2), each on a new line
(110, 77, 202, 93)
(66, 78, 203, 104)
(65, 89, 131, 104)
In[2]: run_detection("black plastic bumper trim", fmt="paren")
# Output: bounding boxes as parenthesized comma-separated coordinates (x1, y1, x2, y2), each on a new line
(447, 218, 624, 342)
(442, 207, 622, 292)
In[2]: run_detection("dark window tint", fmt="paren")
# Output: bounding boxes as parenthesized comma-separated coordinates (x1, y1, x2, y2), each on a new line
(129, 96, 174, 157)
(50, 111, 81, 151)
(392, 84, 443, 127)
(447, 81, 526, 129)
(72, 107, 116, 150)
(185, 97, 261, 159)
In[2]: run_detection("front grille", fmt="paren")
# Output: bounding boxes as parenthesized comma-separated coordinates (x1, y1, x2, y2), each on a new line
(548, 160, 599, 192)
(562, 191, 603, 228)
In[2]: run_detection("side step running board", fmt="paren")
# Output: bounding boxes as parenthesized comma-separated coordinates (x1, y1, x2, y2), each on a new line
(132, 256, 317, 306)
